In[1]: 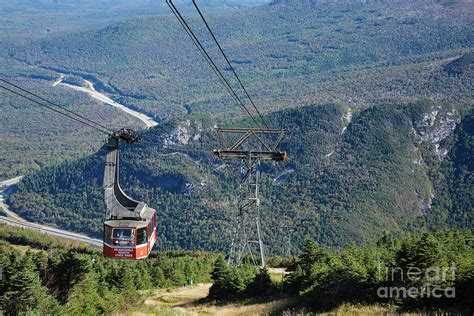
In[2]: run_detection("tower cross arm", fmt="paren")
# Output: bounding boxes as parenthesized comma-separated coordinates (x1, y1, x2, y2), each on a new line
(213, 127, 287, 161)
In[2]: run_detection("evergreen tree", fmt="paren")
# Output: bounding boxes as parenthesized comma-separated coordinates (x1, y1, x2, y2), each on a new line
(0, 252, 18, 299)
(284, 264, 305, 294)
(227, 264, 256, 298)
(47, 249, 92, 303)
(115, 264, 139, 303)
(300, 239, 324, 273)
(2, 253, 56, 314)
(245, 267, 274, 297)
(63, 272, 107, 315)
(150, 264, 166, 287)
(208, 256, 231, 299)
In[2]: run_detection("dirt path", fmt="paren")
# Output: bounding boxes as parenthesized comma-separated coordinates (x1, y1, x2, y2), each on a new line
(145, 283, 212, 308)
(143, 283, 296, 315)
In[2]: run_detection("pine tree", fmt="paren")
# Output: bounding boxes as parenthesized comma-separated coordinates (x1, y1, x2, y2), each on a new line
(63, 272, 107, 315)
(284, 264, 305, 294)
(300, 239, 323, 273)
(0, 251, 19, 296)
(116, 264, 139, 303)
(245, 267, 273, 297)
(208, 256, 231, 299)
(47, 249, 92, 303)
(150, 264, 166, 287)
(2, 253, 55, 314)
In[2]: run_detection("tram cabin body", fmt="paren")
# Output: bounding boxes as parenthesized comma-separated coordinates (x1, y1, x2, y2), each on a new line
(103, 207, 156, 260)
(102, 133, 157, 260)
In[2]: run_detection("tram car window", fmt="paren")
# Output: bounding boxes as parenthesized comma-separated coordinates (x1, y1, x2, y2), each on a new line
(137, 228, 147, 245)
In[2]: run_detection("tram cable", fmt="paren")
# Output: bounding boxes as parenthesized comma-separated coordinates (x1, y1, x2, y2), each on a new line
(0, 81, 112, 136)
(1, 79, 211, 155)
(1, 79, 114, 135)
(166, 0, 264, 130)
(192, 0, 270, 130)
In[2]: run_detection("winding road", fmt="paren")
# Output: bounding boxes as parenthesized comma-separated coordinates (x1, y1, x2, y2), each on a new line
(0, 176, 102, 248)
(54, 76, 158, 128)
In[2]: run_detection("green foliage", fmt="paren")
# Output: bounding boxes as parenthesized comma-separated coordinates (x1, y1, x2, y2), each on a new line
(429, 111, 474, 228)
(6, 0, 472, 119)
(1, 0, 472, 180)
(63, 272, 107, 316)
(266, 255, 298, 268)
(245, 268, 274, 297)
(285, 229, 474, 313)
(1, 252, 60, 315)
(0, 225, 218, 315)
(443, 52, 474, 76)
(209, 257, 279, 300)
(208, 256, 231, 298)
(0, 224, 97, 254)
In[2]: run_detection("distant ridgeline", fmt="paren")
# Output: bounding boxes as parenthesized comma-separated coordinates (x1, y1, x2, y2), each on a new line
(9, 101, 473, 253)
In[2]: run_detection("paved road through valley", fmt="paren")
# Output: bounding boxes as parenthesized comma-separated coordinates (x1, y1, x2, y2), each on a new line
(54, 76, 158, 128)
(0, 176, 102, 248)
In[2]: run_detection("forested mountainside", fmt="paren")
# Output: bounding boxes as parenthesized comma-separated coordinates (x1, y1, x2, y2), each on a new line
(6, 0, 471, 119)
(0, 0, 270, 42)
(0, 75, 145, 178)
(1, 0, 472, 179)
(9, 101, 473, 253)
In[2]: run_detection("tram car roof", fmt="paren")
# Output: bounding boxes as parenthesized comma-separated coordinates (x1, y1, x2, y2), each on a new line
(104, 207, 156, 229)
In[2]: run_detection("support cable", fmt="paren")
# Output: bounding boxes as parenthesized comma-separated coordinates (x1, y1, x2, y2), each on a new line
(0, 82, 112, 136)
(1, 79, 114, 134)
(192, 0, 271, 129)
(166, 0, 264, 130)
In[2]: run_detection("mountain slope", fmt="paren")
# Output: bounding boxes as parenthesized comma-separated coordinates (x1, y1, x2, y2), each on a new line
(9, 101, 472, 253)
(0, 0, 271, 42)
(1, 0, 472, 179)
(5, 0, 472, 118)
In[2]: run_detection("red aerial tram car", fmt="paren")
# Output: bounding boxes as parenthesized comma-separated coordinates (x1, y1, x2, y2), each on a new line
(103, 213, 156, 259)
(102, 130, 157, 260)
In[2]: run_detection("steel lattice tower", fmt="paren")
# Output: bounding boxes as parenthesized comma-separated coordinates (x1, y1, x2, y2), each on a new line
(213, 128, 287, 268)
(281, 225, 299, 257)
(227, 158, 265, 267)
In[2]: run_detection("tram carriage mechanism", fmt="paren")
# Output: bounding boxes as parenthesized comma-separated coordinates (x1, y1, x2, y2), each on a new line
(102, 129, 157, 259)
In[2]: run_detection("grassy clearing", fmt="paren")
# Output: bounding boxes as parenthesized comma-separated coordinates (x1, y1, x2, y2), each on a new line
(136, 283, 446, 315)
(138, 283, 301, 315)
(321, 303, 398, 315)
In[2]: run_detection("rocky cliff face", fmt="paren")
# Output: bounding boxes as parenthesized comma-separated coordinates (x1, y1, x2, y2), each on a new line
(408, 105, 461, 213)
(413, 105, 460, 160)
(162, 120, 204, 147)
